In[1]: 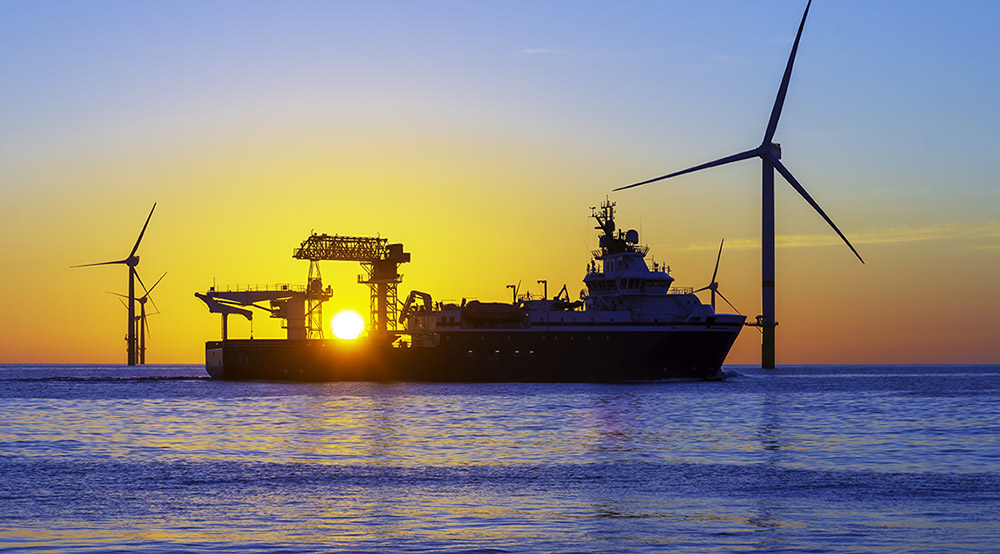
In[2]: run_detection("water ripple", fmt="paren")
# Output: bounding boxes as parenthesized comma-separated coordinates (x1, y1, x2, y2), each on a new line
(0, 364, 997, 553)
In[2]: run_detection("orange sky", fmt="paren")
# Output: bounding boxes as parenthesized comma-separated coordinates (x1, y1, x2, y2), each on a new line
(2, 1, 998, 365)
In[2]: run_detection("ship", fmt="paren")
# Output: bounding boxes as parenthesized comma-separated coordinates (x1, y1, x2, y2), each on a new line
(197, 200, 745, 381)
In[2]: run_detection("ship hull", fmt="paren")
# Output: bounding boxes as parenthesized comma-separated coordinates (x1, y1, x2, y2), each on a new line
(205, 325, 741, 382)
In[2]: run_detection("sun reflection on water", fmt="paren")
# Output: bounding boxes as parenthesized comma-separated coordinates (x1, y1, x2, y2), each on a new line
(2, 366, 999, 552)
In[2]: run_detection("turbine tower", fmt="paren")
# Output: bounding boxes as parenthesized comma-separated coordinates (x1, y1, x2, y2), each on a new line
(615, 0, 863, 369)
(73, 203, 156, 365)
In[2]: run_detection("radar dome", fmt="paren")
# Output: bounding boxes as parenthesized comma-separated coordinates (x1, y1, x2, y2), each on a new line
(625, 229, 639, 244)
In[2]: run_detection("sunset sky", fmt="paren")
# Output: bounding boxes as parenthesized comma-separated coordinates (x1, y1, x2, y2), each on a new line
(2, 0, 997, 365)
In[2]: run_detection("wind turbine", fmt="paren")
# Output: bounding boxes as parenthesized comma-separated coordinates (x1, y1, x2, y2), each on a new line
(695, 239, 740, 314)
(110, 271, 165, 364)
(73, 203, 156, 365)
(615, 0, 862, 369)
(135, 272, 165, 364)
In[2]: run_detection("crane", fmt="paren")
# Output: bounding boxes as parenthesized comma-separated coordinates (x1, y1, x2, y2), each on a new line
(292, 234, 410, 336)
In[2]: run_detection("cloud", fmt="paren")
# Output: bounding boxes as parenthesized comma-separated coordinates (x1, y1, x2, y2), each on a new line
(681, 221, 1000, 252)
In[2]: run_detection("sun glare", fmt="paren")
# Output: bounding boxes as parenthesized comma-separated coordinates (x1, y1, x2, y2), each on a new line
(332, 310, 365, 340)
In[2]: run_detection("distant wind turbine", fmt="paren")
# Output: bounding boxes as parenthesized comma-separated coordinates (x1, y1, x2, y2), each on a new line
(135, 272, 165, 365)
(695, 239, 740, 314)
(615, 0, 863, 369)
(110, 271, 165, 364)
(73, 203, 156, 366)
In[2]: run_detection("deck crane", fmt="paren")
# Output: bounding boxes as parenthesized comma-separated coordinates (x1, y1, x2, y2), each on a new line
(194, 292, 254, 340)
(195, 281, 330, 340)
(292, 234, 410, 336)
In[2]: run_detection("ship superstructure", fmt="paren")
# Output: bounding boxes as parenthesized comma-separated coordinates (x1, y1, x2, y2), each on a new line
(198, 201, 744, 381)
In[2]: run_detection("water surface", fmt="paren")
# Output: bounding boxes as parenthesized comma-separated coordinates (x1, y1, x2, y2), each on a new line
(1, 364, 998, 553)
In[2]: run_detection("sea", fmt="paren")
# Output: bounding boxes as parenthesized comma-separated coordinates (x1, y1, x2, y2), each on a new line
(1, 364, 998, 554)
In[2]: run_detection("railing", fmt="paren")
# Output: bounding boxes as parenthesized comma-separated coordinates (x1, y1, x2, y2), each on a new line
(590, 244, 651, 259)
(210, 283, 305, 293)
(667, 287, 694, 295)
(586, 260, 671, 275)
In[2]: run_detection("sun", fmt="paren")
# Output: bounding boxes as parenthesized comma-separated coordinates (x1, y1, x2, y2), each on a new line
(331, 310, 365, 340)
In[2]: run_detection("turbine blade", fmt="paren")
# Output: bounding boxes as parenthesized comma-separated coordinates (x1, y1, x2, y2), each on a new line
(135, 271, 149, 296)
(146, 271, 167, 294)
(712, 238, 724, 282)
(771, 156, 865, 264)
(763, 0, 812, 144)
(144, 272, 167, 311)
(71, 259, 128, 268)
(694, 285, 711, 293)
(716, 290, 742, 315)
(106, 291, 128, 299)
(129, 202, 156, 258)
(614, 148, 760, 192)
